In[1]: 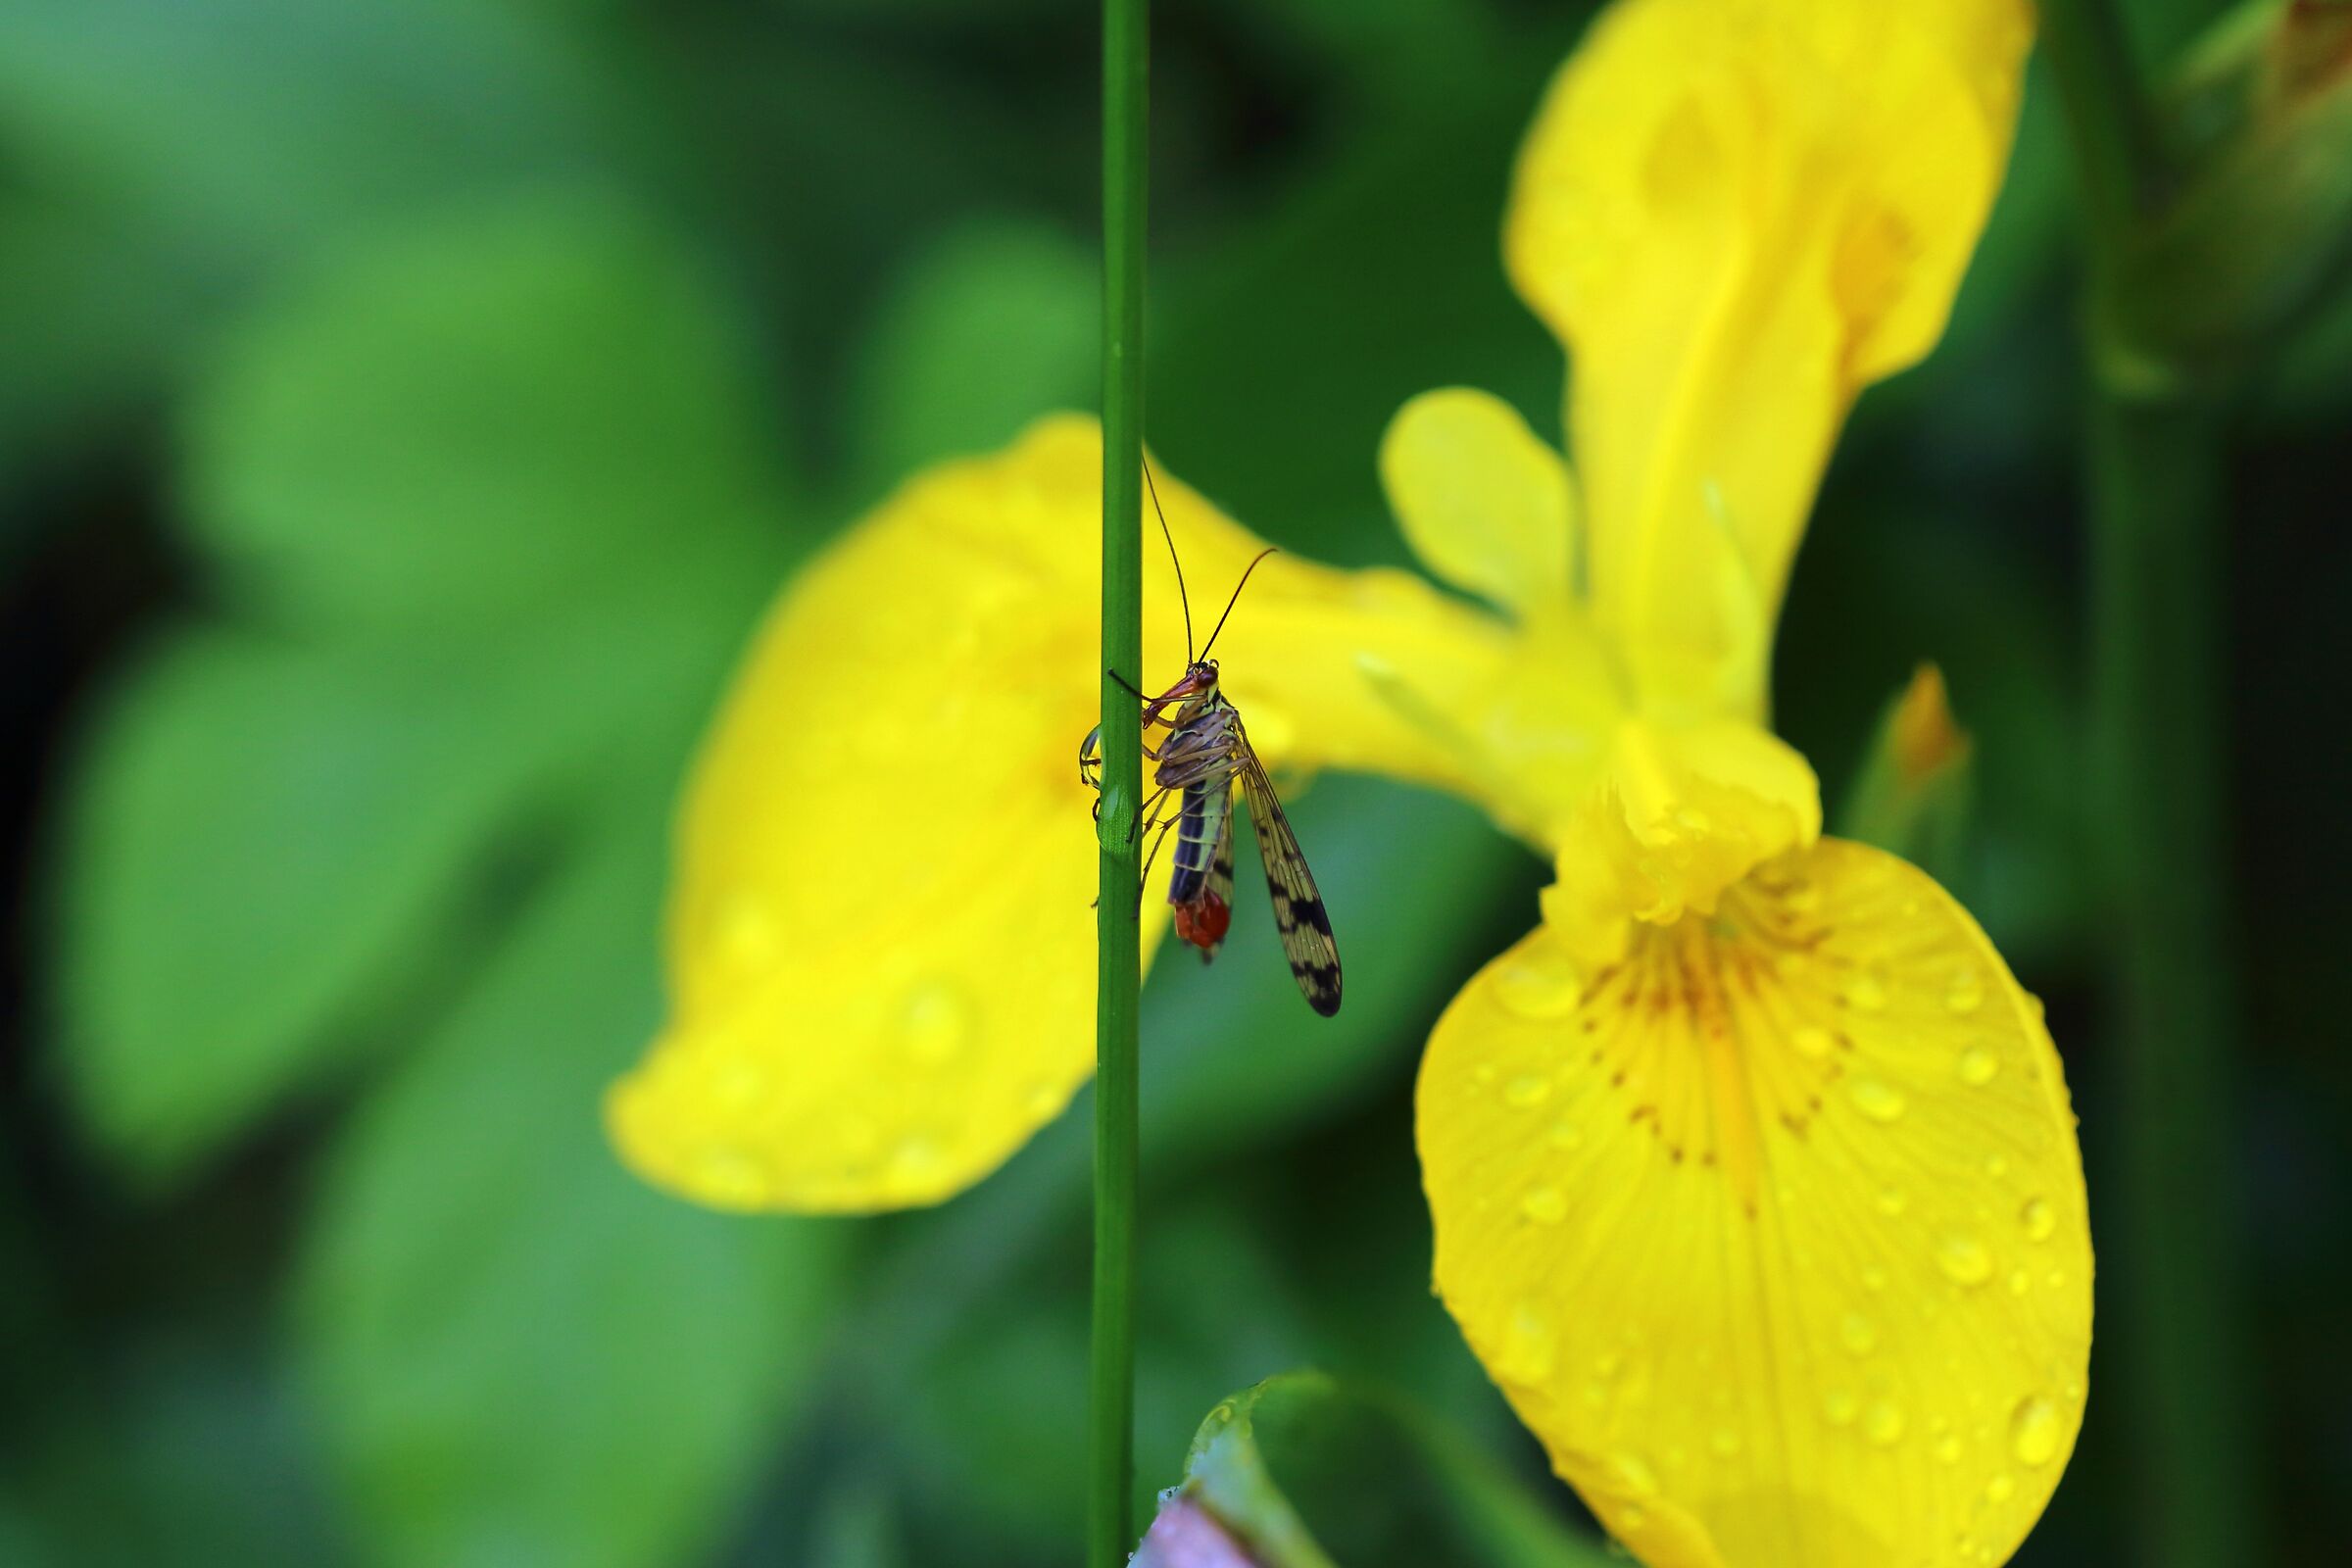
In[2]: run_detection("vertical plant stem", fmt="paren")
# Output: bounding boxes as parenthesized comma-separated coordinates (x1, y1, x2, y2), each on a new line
(1092, 0, 1149, 1559)
(2085, 390, 2263, 1568)
(2044, 2, 2267, 1562)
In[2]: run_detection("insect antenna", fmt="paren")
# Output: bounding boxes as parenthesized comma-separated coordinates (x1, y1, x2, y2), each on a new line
(1199, 546, 1279, 663)
(1142, 456, 1194, 663)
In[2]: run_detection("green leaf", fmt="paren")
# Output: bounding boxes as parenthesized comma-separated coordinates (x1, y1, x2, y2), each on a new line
(844, 220, 1098, 502)
(183, 194, 786, 633)
(1147, 1372, 1610, 1568)
(53, 631, 541, 1175)
(296, 832, 842, 1568)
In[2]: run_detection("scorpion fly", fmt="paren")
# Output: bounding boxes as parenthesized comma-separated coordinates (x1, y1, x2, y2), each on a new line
(1079, 465, 1342, 1016)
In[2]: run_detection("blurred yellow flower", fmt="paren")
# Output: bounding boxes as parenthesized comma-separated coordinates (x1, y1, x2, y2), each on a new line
(608, 0, 2089, 1562)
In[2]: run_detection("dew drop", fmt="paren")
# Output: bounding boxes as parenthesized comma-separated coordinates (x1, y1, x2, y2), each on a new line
(1850, 1077, 1907, 1122)
(1522, 1186, 1569, 1225)
(2021, 1197, 2056, 1243)
(1617, 1505, 1646, 1535)
(719, 893, 779, 969)
(2009, 1396, 2062, 1467)
(1936, 1231, 1994, 1287)
(890, 1135, 944, 1182)
(1956, 1047, 1999, 1086)
(694, 1148, 770, 1206)
(1792, 1025, 1836, 1058)
(2008, 1268, 2032, 1297)
(1549, 1119, 1585, 1151)
(899, 980, 971, 1065)
(1864, 1399, 1906, 1447)
(1935, 1433, 1964, 1464)
(1823, 1388, 1859, 1427)
(1862, 1264, 1889, 1292)
(1024, 1079, 1066, 1118)
(1501, 1304, 1556, 1382)
(1945, 969, 1985, 1016)
(1845, 971, 1889, 1011)
(1505, 1074, 1554, 1109)
(1985, 1474, 2016, 1504)
(1474, 1063, 1498, 1086)
(1838, 1312, 1878, 1356)
(1709, 1426, 1742, 1458)
(1494, 949, 1585, 1019)
(1608, 1451, 1659, 1497)
(1984, 1152, 2009, 1178)
(1876, 1185, 1908, 1217)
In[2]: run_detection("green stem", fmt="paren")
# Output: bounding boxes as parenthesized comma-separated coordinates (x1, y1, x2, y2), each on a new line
(1092, 0, 1148, 1560)
(2043, 4, 2268, 1564)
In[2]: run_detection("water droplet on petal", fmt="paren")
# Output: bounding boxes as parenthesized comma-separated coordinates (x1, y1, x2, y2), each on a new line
(1936, 1433, 1964, 1464)
(1845, 971, 1889, 1011)
(2008, 1268, 2032, 1297)
(1865, 1399, 1906, 1446)
(1505, 1074, 1554, 1108)
(1522, 1186, 1569, 1224)
(2021, 1198, 2056, 1242)
(695, 1147, 769, 1205)
(1824, 1388, 1860, 1427)
(1500, 1304, 1556, 1382)
(900, 980, 971, 1064)
(1608, 1452, 1659, 1497)
(1709, 1426, 1742, 1457)
(1936, 1231, 1993, 1287)
(1494, 948, 1585, 1019)
(1877, 1185, 1908, 1217)
(1862, 1264, 1889, 1292)
(1946, 969, 1985, 1015)
(1986, 1474, 2016, 1504)
(1851, 1078, 1906, 1122)
(1549, 1119, 1585, 1151)
(1839, 1312, 1878, 1356)
(1957, 1047, 1998, 1086)
(1474, 1062, 1497, 1086)
(2010, 1396, 2062, 1466)
(1617, 1505, 1646, 1535)
(1984, 1152, 2009, 1178)
(1792, 1025, 1835, 1058)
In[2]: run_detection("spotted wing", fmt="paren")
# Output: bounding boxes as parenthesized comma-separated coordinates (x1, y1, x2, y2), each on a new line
(1238, 750, 1342, 1015)
(1200, 801, 1235, 958)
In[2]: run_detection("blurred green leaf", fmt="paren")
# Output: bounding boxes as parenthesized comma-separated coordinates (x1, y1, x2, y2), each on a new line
(54, 194, 791, 1180)
(297, 833, 842, 1568)
(184, 195, 787, 634)
(0, 0, 611, 272)
(54, 632, 542, 1175)
(1148, 1371, 1608, 1568)
(845, 221, 1097, 501)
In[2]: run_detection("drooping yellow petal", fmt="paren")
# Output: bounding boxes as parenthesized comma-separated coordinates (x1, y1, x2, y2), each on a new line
(1379, 388, 1578, 615)
(1505, 0, 2032, 701)
(608, 416, 1507, 1212)
(1419, 838, 2092, 1567)
(1543, 718, 1821, 967)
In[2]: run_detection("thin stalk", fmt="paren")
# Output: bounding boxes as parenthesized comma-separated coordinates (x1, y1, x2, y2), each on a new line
(1091, 0, 1149, 1560)
(2043, 3, 2268, 1563)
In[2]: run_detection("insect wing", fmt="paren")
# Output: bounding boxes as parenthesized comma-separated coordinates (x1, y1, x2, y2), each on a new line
(1197, 797, 1236, 959)
(1238, 752, 1342, 1015)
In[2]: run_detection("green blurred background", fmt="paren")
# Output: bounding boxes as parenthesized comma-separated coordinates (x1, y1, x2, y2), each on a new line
(1, 1, 2345, 1563)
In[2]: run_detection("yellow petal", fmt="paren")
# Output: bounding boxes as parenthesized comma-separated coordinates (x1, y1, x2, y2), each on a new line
(1419, 837, 2091, 1566)
(1890, 662, 1972, 787)
(608, 416, 1506, 1211)
(1379, 388, 1578, 614)
(1543, 718, 1820, 966)
(1506, 0, 2032, 699)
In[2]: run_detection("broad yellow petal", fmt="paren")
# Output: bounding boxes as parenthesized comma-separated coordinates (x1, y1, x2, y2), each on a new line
(1379, 388, 1578, 615)
(1419, 838, 2091, 1566)
(609, 416, 1505, 1211)
(1506, 0, 2031, 698)
(1543, 718, 1821, 966)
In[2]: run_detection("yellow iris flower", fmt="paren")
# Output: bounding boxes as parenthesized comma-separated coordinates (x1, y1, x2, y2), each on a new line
(607, 0, 2091, 1562)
